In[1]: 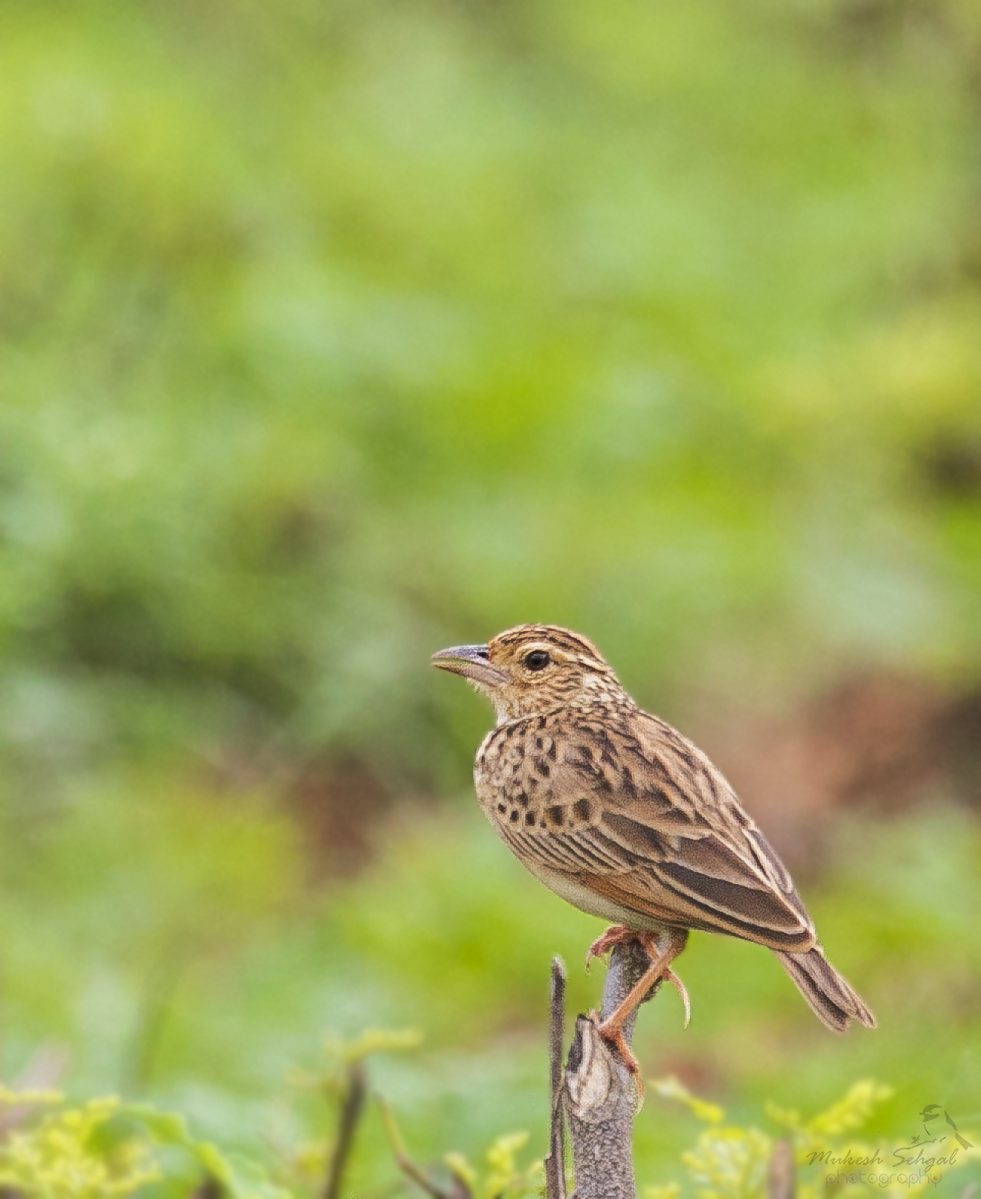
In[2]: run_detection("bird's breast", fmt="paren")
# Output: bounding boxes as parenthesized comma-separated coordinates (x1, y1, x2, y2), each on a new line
(476, 712, 561, 781)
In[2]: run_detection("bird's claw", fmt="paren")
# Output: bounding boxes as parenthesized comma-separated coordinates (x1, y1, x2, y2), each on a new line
(585, 924, 636, 969)
(593, 1011, 645, 1098)
(664, 967, 691, 1028)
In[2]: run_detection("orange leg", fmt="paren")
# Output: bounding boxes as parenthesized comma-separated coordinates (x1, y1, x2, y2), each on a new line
(592, 928, 691, 1075)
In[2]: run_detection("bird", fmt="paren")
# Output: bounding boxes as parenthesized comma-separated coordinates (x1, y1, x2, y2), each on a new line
(432, 623, 875, 1072)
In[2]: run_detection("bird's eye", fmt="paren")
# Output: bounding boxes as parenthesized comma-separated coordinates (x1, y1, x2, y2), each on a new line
(525, 650, 550, 671)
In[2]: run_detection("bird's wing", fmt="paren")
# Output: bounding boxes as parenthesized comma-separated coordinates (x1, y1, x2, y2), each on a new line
(493, 708, 815, 951)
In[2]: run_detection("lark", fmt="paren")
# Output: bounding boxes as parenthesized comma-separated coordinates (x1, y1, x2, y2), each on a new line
(432, 624, 875, 1071)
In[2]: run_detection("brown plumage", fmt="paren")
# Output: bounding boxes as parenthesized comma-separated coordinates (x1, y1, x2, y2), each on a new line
(432, 624, 875, 1053)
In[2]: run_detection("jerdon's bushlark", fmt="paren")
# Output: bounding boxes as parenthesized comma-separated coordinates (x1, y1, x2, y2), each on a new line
(432, 624, 875, 1070)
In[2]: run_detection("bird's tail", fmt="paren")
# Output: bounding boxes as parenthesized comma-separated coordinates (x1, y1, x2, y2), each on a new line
(774, 948, 876, 1032)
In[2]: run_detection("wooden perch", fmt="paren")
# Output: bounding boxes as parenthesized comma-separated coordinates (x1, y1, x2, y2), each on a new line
(548, 944, 803, 1198)
(542, 940, 666, 1194)
(546, 937, 661, 1197)
(566, 937, 652, 1197)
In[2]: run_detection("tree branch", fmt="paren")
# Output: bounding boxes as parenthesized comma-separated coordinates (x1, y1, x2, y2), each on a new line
(768, 1138, 796, 1199)
(544, 956, 568, 1199)
(323, 1060, 367, 1199)
(564, 937, 658, 1198)
(378, 1094, 472, 1199)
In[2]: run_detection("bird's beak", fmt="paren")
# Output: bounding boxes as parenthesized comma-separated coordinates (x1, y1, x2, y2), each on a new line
(431, 644, 507, 688)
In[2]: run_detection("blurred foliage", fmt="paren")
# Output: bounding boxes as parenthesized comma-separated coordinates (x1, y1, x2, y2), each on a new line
(442, 1133, 542, 1199)
(1, 0, 980, 1193)
(0, 1095, 163, 1199)
(1, 1067, 974, 1198)
(0, 1090, 292, 1199)
(1, 0, 981, 794)
(0, 775, 979, 1188)
(380, 1098, 543, 1199)
(648, 1077, 979, 1199)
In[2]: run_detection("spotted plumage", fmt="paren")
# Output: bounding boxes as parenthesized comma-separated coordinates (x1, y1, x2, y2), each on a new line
(433, 624, 875, 1037)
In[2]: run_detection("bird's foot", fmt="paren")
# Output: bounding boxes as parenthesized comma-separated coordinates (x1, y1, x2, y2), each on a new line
(585, 924, 647, 969)
(592, 1009, 643, 1086)
(592, 1007, 647, 1098)
(664, 967, 691, 1028)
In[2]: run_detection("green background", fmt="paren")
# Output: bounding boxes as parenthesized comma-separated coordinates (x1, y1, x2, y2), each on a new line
(0, 0, 979, 1192)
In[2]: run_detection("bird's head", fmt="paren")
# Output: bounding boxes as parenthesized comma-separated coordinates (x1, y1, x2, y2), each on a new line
(431, 624, 631, 723)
